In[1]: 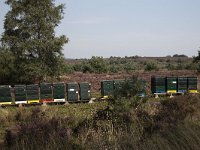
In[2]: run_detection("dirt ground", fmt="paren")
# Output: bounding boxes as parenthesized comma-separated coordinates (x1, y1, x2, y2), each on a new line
(60, 70, 199, 93)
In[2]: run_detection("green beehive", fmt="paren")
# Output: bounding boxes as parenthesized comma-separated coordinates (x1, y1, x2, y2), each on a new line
(101, 80, 114, 98)
(125, 79, 146, 97)
(0, 85, 12, 104)
(177, 77, 187, 93)
(137, 79, 146, 97)
(79, 82, 91, 101)
(151, 76, 166, 93)
(53, 83, 65, 102)
(40, 83, 53, 101)
(188, 77, 198, 93)
(67, 82, 79, 102)
(114, 80, 125, 91)
(26, 84, 39, 103)
(166, 77, 177, 93)
(14, 85, 27, 103)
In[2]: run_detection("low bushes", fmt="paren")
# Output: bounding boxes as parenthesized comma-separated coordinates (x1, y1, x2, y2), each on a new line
(2, 95, 200, 149)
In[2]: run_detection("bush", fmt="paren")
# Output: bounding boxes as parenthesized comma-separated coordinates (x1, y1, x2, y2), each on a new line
(185, 63, 196, 70)
(166, 63, 176, 70)
(2, 95, 200, 150)
(124, 63, 136, 73)
(145, 61, 159, 71)
(108, 65, 119, 73)
(82, 62, 94, 73)
(196, 63, 200, 73)
(63, 64, 74, 74)
(73, 63, 83, 72)
(113, 75, 146, 99)
(4, 108, 77, 150)
(88, 56, 108, 73)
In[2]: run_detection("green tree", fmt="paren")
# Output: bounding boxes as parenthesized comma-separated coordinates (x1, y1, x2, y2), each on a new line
(1, 0, 68, 83)
(88, 56, 107, 73)
(0, 46, 15, 84)
(144, 61, 159, 71)
(124, 62, 135, 73)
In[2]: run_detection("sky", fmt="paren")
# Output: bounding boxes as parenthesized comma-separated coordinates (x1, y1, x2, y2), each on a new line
(0, 0, 200, 58)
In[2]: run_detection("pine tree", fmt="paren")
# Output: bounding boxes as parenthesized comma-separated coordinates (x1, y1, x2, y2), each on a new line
(1, 0, 68, 83)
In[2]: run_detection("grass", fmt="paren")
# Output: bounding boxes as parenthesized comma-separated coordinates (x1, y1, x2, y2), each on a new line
(0, 101, 108, 146)
(0, 95, 200, 149)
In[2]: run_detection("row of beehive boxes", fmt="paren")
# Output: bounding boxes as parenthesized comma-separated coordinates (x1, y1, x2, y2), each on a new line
(0, 82, 91, 105)
(151, 76, 198, 94)
(101, 79, 146, 98)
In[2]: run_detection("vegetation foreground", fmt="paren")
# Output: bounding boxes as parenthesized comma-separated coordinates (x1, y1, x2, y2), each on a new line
(0, 95, 200, 150)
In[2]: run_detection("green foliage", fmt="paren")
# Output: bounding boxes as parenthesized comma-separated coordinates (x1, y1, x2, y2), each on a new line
(73, 63, 83, 72)
(1, 0, 68, 83)
(66, 55, 195, 74)
(63, 63, 74, 74)
(137, 95, 200, 135)
(0, 47, 15, 84)
(144, 61, 159, 71)
(113, 76, 146, 99)
(166, 63, 176, 70)
(196, 63, 200, 73)
(185, 62, 197, 70)
(166, 62, 196, 71)
(82, 62, 94, 73)
(88, 56, 108, 73)
(108, 65, 119, 73)
(123, 62, 136, 73)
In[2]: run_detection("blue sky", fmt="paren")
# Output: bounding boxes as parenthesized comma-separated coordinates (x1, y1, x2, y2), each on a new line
(1, 0, 200, 58)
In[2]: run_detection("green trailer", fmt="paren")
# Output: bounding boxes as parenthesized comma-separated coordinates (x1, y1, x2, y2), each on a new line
(53, 82, 65, 102)
(14, 85, 27, 104)
(101, 80, 114, 98)
(0, 85, 12, 105)
(67, 82, 79, 102)
(79, 82, 91, 101)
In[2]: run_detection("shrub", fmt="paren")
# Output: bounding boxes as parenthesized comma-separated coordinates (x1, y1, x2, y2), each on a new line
(4, 108, 77, 150)
(82, 63, 94, 73)
(145, 61, 159, 71)
(108, 65, 119, 73)
(113, 75, 146, 99)
(166, 63, 176, 70)
(196, 62, 200, 73)
(123, 63, 136, 73)
(88, 56, 108, 73)
(136, 95, 200, 135)
(73, 63, 83, 72)
(63, 64, 74, 74)
(185, 63, 196, 70)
